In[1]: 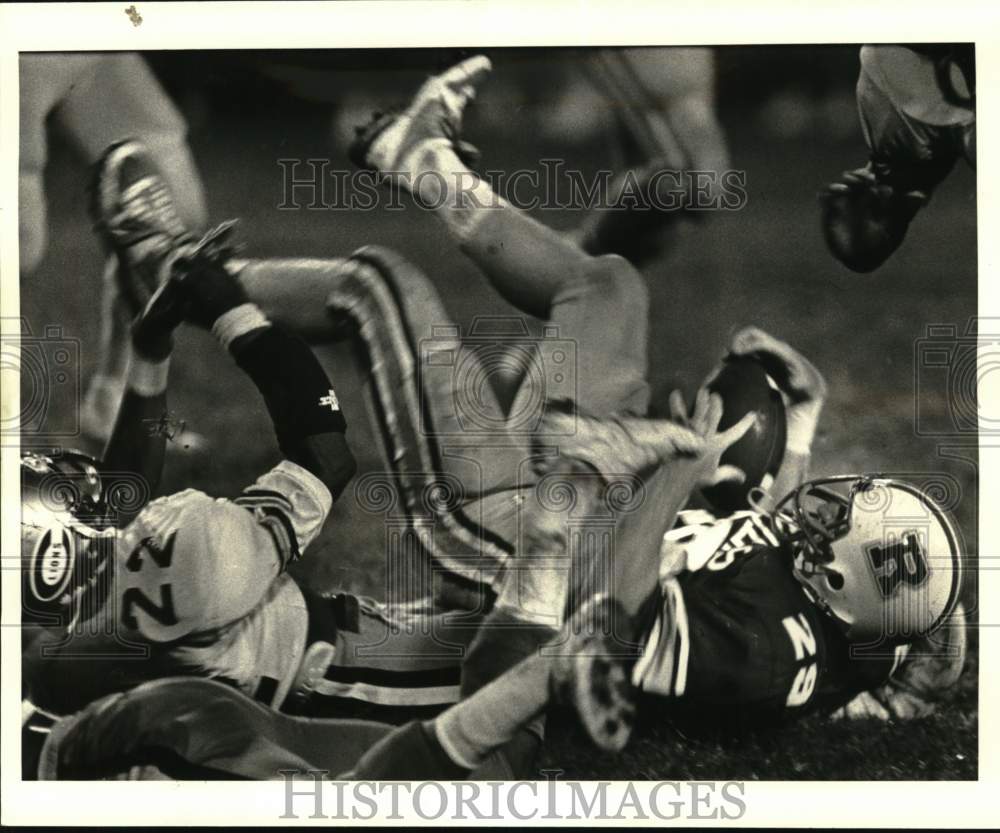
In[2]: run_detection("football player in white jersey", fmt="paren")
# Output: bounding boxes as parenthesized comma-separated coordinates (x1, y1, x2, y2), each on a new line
(22, 142, 358, 718)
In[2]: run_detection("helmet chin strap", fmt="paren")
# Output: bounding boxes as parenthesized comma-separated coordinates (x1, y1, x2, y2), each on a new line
(747, 485, 775, 514)
(789, 548, 855, 634)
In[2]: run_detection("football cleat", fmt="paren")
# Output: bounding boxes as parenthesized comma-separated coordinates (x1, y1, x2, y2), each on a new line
(90, 140, 196, 315)
(349, 55, 491, 180)
(551, 596, 637, 753)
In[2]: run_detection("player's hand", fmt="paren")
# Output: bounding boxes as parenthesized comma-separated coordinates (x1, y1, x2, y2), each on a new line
(129, 265, 191, 361)
(728, 325, 827, 455)
(819, 163, 926, 273)
(728, 326, 827, 405)
(174, 221, 248, 329)
(668, 387, 755, 487)
(829, 690, 892, 722)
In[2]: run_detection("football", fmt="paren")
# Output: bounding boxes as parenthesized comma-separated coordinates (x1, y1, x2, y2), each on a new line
(701, 354, 787, 513)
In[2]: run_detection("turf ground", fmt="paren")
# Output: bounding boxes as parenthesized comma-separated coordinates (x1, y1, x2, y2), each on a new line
(20, 50, 977, 780)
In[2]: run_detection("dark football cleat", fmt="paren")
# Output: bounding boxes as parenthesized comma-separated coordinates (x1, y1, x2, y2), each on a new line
(551, 595, 637, 753)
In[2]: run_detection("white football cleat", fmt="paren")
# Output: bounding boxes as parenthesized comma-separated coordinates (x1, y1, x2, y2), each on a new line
(349, 55, 491, 179)
(90, 140, 195, 314)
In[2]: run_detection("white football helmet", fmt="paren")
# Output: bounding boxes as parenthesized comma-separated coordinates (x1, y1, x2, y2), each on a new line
(775, 475, 964, 642)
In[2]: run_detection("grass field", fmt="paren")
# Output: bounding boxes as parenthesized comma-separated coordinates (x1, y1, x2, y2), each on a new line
(22, 51, 978, 780)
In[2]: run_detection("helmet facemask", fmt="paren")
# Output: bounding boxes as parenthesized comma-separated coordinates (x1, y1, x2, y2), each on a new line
(776, 474, 860, 581)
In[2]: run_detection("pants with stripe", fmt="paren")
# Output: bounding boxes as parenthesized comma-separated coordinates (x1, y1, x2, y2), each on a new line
(294, 590, 474, 722)
(234, 238, 652, 595)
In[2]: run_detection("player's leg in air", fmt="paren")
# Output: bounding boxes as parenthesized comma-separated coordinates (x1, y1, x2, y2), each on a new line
(197, 56, 739, 773)
(23, 140, 358, 725)
(19, 53, 209, 444)
(347, 55, 753, 728)
(63, 139, 572, 778)
(35, 595, 636, 780)
(574, 47, 731, 265)
(233, 54, 659, 651)
(346, 55, 646, 692)
(820, 45, 975, 272)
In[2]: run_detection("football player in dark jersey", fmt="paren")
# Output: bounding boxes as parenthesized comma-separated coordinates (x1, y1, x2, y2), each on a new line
(22, 55, 967, 780)
(633, 332, 967, 733)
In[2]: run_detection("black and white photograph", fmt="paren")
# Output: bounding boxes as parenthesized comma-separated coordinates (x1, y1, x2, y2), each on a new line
(1, 1, 995, 826)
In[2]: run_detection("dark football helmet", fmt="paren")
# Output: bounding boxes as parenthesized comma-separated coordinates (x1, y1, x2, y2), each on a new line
(20, 451, 120, 629)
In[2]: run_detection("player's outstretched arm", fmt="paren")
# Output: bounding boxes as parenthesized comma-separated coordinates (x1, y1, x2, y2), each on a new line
(100, 261, 191, 516)
(183, 243, 357, 500)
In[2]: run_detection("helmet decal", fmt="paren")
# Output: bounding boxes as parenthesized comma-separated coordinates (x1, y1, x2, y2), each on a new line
(28, 525, 75, 604)
(863, 531, 930, 597)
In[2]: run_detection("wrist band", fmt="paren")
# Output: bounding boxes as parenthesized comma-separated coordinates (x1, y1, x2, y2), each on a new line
(785, 400, 823, 455)
(212, 303, 271, 349)
(125, 351, 170, 397)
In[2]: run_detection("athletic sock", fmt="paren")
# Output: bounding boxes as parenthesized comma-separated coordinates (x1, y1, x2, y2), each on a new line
(433, 640, 554, 769)
(399, 140, 502, 242)
(349, 720, 470, 780)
